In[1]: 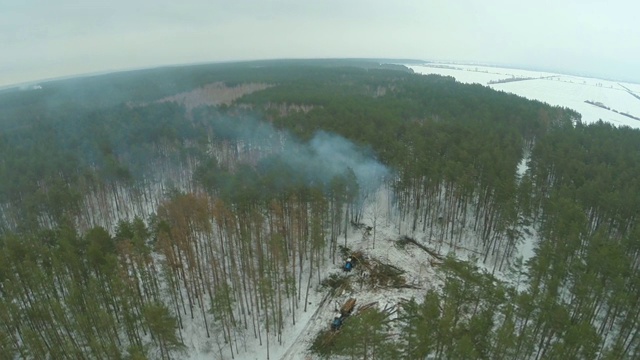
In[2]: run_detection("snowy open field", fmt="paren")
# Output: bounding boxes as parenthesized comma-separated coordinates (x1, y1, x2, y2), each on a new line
(408, 64, 640, 129)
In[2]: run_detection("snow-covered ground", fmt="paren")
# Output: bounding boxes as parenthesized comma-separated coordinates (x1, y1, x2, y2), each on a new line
(195, 186, 531, 360)
(269, 209, 440, 359)
(408, 64, 640, 129)
(181, 283, 327, 360)
(179, 206, 439, 360)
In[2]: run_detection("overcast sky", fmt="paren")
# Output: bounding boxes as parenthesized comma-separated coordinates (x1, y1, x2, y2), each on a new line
(2, 0, 639, 87)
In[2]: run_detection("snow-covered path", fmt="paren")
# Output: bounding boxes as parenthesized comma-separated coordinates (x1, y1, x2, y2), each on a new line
(280, 291, 332, 360)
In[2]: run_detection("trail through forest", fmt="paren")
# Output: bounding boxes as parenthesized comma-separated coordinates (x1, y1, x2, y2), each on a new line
(279, 292, 332, 360)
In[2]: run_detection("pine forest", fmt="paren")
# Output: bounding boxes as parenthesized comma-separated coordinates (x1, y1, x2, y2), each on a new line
(0, 60, 639, 359)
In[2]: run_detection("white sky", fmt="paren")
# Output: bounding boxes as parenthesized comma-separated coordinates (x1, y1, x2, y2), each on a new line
(2, 0, 639, 87)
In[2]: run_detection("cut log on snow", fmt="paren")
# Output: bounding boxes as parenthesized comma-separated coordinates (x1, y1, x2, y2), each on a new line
(340, 297, 357, 316)
(399, 236, 444, 261)
(356, 301, 378, 314)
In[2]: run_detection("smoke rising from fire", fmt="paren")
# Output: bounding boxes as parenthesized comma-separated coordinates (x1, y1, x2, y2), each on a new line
(209, 116, 390, 194)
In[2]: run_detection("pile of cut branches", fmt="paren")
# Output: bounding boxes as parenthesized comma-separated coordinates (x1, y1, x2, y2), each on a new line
(320, 273, 352, 295)
(363, 259, 417, 289)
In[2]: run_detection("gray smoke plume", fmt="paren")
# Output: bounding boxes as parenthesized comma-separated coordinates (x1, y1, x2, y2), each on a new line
(307, 131, 389, 193)
(209, 116, 390, 194)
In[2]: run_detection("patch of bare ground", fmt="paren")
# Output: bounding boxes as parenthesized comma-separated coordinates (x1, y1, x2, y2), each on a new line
(366, 84, 398, 97)
(156, 82, 273, 112)
(372, 85, 387, 97)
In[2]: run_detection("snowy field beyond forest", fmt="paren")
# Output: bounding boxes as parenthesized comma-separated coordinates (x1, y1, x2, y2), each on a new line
(408, 64, 640, 129)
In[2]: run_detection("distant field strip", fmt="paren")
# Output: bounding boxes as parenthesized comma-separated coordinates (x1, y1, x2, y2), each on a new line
(585, 100, 640, 122)
(158, 82, 273, 110)
(488, 75, 555, 85)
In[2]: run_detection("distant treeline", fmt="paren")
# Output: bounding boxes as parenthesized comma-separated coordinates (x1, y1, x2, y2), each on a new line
(585, 100, 640, 121)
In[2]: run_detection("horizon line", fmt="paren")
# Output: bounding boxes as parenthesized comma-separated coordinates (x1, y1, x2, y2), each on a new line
(1, 57, 638, 91)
